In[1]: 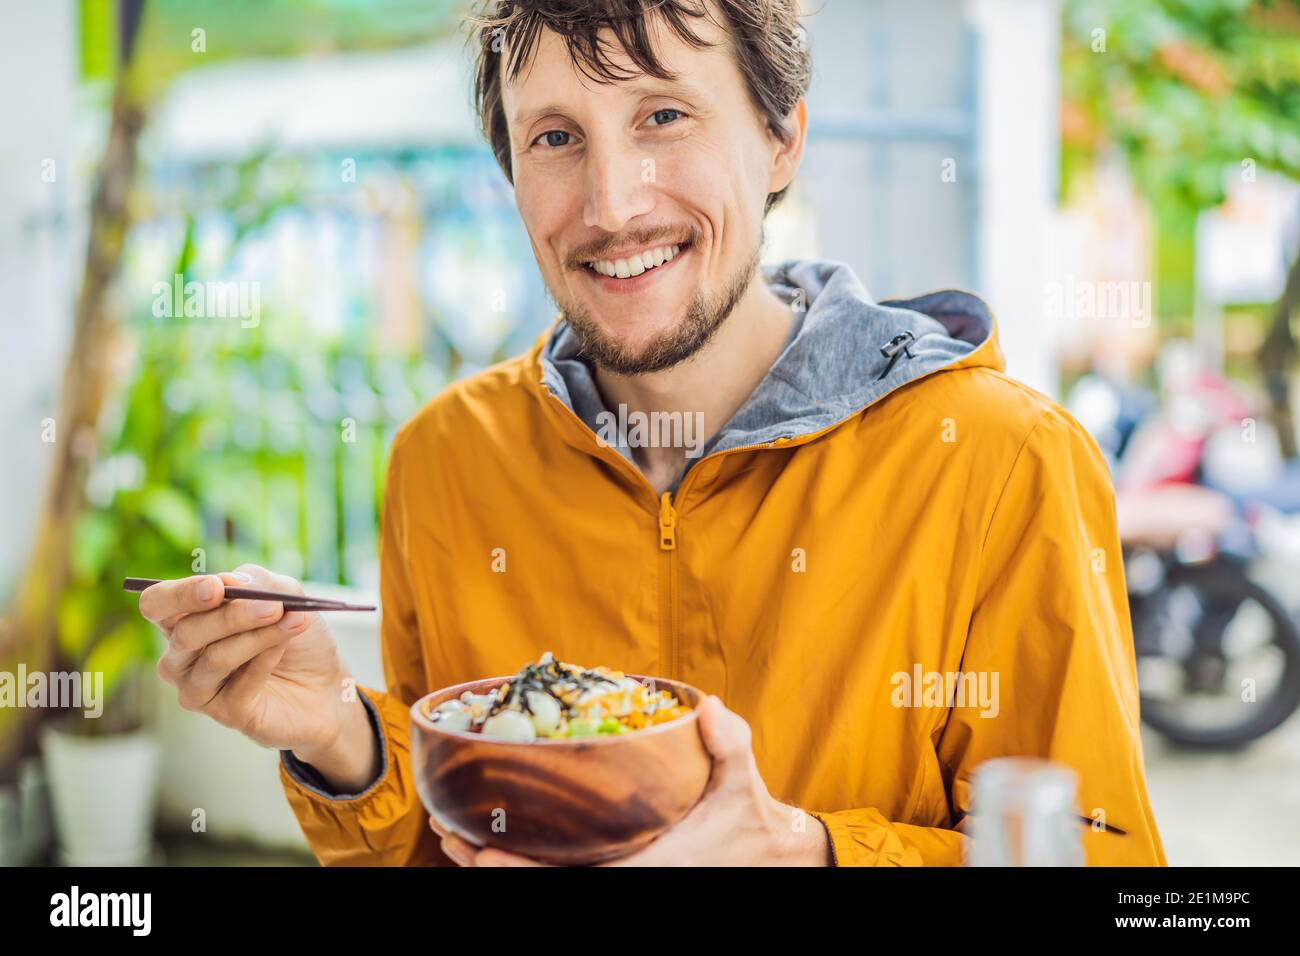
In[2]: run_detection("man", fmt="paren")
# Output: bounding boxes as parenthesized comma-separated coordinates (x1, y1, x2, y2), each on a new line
(141, 0, 1166, 866)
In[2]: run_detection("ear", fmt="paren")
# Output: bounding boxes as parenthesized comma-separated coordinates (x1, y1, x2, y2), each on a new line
(767, 99, 807, 196)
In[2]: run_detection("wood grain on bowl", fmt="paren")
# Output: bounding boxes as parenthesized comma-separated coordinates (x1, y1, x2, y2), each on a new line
(410, 676, 711, 865)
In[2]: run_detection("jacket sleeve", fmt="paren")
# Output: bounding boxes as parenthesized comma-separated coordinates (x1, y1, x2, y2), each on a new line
(811, 408, 1167, 867)
(279, 432, 445, 866)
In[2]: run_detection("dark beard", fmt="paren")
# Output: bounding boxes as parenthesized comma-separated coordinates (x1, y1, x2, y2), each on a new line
(559, 246, 760, 376)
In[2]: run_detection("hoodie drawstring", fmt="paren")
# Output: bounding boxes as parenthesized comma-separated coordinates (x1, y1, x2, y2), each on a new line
(876, 330, 917, 382)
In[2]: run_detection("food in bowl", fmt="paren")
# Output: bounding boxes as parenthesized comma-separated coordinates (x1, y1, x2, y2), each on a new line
(410, 664, 710, 863)
(425, 652, 690, 741)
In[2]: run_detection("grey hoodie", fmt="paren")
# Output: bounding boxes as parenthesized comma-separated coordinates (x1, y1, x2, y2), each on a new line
(540, 258, 997, 489)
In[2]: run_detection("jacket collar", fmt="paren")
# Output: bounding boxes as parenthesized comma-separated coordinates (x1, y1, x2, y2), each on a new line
(529, 258, 1003, 462)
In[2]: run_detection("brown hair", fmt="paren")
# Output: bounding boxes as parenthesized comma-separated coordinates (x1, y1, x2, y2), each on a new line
(468, 0, 811, 212)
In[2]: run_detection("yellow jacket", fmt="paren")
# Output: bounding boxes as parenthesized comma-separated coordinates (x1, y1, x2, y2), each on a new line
(281, 262, 1166, 866)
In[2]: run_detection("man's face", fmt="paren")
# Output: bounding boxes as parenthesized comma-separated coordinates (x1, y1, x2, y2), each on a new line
(501, 10, 797, 374)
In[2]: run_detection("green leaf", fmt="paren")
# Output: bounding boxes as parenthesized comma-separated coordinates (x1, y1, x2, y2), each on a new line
(84, 618, 156, 705)
(70, 510, 118, 581)
(57, 589, 102, 661)
(173, 214, 196, 278)
(137, 485, 202, 550)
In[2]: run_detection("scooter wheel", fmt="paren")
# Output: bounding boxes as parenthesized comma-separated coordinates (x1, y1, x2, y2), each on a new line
(1133, 557, 1300, 750)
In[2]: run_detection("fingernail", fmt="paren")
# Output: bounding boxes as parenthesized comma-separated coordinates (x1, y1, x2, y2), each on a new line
(230, 571, 254, 583)
(196, 578, 217, 601)
(278, 611, 308, 631)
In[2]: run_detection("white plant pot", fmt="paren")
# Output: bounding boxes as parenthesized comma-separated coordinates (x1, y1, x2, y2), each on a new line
(41, 726, 161, 867)
(155, 582, 381, 851)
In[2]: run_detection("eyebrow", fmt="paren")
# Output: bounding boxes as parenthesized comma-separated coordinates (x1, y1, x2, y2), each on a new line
(511, 79, 708, 129)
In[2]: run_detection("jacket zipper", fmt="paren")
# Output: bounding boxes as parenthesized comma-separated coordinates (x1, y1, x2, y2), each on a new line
(541, 390, 809, 680)
(542, 390, 689, 677)
(658, 491, 677, 549)
(539, 386, 911, 680)
(658, 491, 678, 679)
(537, 332, 983, 685)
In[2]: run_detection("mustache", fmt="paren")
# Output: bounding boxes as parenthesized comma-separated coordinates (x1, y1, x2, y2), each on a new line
(565, 225, 700, 269)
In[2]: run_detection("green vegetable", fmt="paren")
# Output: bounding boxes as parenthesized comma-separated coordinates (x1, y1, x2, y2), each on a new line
(566, 718, 597, 738)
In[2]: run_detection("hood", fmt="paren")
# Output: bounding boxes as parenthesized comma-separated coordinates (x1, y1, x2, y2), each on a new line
(538, 258, 1004, 462)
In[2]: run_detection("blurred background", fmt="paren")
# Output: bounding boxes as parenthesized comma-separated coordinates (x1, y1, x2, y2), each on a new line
(1, 0, 1297, 866)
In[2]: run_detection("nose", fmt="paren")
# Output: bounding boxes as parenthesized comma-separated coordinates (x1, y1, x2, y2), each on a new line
(582, 139, 655, 233)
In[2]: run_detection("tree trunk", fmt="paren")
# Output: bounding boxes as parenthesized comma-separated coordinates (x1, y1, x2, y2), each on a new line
(0, 30, 148, 772)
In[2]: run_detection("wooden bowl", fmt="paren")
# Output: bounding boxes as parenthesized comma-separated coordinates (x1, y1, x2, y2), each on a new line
(410, 675, 711, 865)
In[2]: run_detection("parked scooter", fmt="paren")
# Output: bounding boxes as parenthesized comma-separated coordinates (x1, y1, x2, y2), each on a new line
(1068, 347, 1300, 749)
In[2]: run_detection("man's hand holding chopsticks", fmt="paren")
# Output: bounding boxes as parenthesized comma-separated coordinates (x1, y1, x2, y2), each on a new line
(141, 565, 379, 793)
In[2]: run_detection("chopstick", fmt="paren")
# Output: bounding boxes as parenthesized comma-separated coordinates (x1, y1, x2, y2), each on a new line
(1077, 815, 1127, 836)
(123, 577, 376, 612)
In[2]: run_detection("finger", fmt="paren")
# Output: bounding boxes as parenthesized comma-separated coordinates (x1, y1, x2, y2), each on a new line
(590, 703, 748, 869)
(210, 640, 291, 720)
(233, 563, 305, 597)
(435, 822, 555, 867)
(138, 575, 225, 628)
(472, 846, 552, 867)
(169, 597, 286, 660)
(156, 608, 253, 685)
(184, 612, 308, 704)
(440, 834, 480, 867)
(597, 799, 710, 867)
(185, 564, 306, 647)
(696, 695, 752, 765)
(156, 644, 188, 687)
(154, 570, 298, 685)
(153, 571, 255, 634)
(598, 846, 653, 867)
(216, 569, 255, 589)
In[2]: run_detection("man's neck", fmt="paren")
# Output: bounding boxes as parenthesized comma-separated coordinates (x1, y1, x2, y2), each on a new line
(594, 273, 794, 495)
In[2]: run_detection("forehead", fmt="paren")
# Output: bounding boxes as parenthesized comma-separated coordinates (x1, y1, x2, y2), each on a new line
(499, 7, 736, 113)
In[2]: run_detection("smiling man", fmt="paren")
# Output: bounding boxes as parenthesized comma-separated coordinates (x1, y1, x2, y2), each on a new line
(141, 0, 1166, 867)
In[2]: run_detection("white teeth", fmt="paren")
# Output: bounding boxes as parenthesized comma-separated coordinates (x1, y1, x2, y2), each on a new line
(589, 243, 685, 278)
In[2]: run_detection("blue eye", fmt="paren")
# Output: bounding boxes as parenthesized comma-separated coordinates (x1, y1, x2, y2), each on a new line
(648, 109, 684, 126)
(534, 130, 572, 148)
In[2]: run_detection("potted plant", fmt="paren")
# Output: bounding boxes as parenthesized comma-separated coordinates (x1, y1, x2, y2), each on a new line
(39, 479, 199, 865)
(39, 468, 204, 864)
(39, 317, 208, 865)
(41, 673, 162, 867)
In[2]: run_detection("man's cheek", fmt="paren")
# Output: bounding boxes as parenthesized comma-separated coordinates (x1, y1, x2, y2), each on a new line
(513, 172, 560, 234)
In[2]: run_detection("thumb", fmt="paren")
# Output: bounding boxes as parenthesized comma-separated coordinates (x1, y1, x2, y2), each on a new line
(695, 694, 753, 766)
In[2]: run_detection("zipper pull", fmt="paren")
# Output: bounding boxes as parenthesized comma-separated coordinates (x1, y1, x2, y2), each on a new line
(658, 492, 677, 551)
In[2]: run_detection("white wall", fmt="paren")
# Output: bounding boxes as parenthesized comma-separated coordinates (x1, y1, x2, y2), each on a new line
(799, 0, 974, 299)
(789, 0, 1063, 397)
(0, 0, 81, 600)
(966, 0, 1062, 396)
